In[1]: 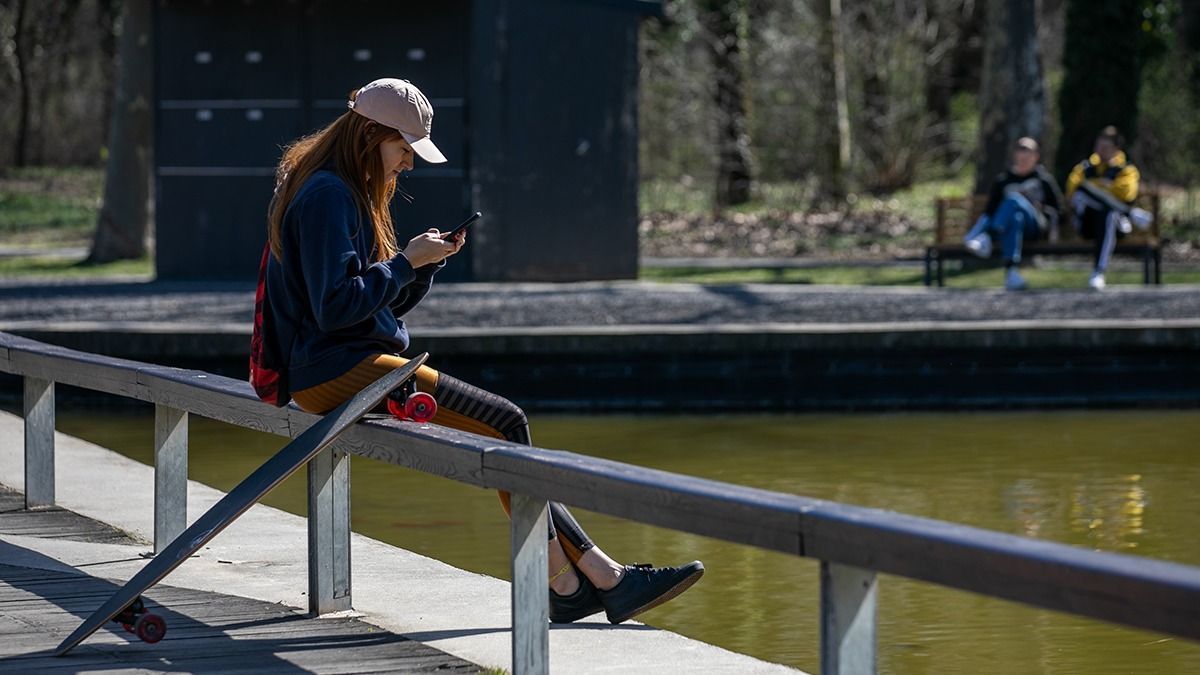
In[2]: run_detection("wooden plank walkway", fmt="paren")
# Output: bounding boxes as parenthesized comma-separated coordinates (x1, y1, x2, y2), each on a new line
(0, 486, 142, 545)
(0, 487, 480, 674)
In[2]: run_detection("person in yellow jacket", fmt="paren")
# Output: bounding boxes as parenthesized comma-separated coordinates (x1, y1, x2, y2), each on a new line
(1064, 126, 1148, 290)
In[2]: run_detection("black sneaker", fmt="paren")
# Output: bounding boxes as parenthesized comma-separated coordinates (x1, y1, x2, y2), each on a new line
(597, 561, 705, 624)
(549, 574, 604, 623)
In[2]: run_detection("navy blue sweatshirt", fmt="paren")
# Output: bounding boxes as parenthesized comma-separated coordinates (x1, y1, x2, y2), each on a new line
(264, 169, 438, 394)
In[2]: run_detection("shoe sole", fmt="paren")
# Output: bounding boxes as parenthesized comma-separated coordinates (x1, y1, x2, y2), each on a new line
(550, 603, 604, 624)
(609, 565, 705, 624)
(550, 610, 602, 623)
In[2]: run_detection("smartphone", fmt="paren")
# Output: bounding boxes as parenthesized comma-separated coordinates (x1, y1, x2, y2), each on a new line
(446, 212, 481, 241)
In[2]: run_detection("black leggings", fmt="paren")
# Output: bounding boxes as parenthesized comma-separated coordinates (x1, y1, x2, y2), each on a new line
(434, 373, 596, 558)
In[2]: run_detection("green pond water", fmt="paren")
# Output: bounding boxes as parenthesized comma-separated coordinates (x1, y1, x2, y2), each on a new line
(55, 409, 1200, 674)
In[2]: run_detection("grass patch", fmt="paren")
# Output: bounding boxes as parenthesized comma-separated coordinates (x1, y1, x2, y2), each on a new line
(0, 255, 152, 278)
(642, 263, 1200, 288)
(0, 166, 102, 248)
(641, 170, 974, 226)
(850, 173, 973, 225)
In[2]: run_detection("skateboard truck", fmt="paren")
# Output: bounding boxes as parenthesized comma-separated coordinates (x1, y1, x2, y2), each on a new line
(114, 596, 166, 644)
(385, 379, 437, 423)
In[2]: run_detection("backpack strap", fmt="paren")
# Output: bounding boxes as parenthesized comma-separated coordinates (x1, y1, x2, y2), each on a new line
(249, 244, 288, 406)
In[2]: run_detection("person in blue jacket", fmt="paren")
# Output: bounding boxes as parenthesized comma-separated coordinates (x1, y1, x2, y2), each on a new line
(260, 78, 703, 625)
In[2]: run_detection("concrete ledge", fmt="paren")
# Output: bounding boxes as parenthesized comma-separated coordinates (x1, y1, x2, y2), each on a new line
(0, 411, 799, 674)
(5, 318, 1200, 359)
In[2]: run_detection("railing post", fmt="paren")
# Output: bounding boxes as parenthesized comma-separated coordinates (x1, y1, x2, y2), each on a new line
(820, 561, 877, 675)
(23, 377, 55, 509)
(154, 405, 188, 554)
(510, 492, 549, 675)
(307, 443, 352, 614)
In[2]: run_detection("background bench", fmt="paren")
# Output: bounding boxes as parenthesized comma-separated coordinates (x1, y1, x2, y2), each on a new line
(924, 191, 1162, 286)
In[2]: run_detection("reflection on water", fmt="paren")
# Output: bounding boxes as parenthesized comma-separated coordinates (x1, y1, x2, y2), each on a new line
(56, 410, 1200, 674)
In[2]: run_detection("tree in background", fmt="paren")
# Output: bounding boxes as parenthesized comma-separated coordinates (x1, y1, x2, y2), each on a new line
(1136, 2, 1199, 188)
(850, 0, 938, 192)
(1054, 0, 1144, 181)
(1184, 1, 1200, 96)
(10, 0, 86, 167)
(89, 0, 153, 263)
(0, 0, 116, 167)
(923, 0, 984, 168)
(698, 0, 754, 207)
(815, 0, 850, 202)
(974, 0, 1046, 193)
(12, 0, 31, 167)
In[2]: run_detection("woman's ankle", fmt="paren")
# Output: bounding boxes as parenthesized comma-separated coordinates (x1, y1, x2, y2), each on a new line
(581, 558, 625, 591)
(550, 568, 581, 596)
(591, 566, 624, 591)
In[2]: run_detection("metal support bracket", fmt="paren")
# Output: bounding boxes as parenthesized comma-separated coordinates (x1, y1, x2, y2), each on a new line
(510, 492, 549, 675)
(820, 561, 877, 675)
(307, 443, 352, 614)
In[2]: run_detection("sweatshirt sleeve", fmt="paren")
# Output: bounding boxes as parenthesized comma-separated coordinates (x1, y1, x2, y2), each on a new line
(1040, 167, 1064, 219)
(390, 262, 441, 317)
(1064, 162, 1084, 199)
(293, 185, 417, 332)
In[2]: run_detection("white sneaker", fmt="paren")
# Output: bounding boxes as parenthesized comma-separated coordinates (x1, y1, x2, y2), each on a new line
(1129, 207, 1153, 231)
(964, 232, 993, 258)
(1005, 267, 1027, 291)
(1088, 271, 1106, 290)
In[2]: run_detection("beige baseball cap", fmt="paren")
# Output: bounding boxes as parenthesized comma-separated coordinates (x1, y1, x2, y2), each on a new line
(348, 78, 447, 164)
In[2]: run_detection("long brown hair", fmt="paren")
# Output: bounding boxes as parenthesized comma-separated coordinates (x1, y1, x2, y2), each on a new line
(268, 95, 403, 263)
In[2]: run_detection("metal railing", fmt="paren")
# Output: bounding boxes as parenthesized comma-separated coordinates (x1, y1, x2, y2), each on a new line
(2, 330, 1198, 674)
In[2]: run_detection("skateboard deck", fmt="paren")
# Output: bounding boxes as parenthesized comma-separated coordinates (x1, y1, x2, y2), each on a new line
(55, 353, 430, 656)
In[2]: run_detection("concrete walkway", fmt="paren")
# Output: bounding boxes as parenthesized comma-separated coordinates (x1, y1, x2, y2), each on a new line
(0, 411, 800, 674)
(0, 277, 1198, 332)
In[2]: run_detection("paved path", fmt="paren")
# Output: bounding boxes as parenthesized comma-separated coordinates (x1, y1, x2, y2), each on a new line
(0, 278, 1198, 331)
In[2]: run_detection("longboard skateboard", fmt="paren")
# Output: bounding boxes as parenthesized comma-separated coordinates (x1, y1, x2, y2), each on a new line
(55, 353, 433, 656)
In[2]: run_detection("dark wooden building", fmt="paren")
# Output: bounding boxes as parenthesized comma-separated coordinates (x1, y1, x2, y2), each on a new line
(154, 0, 659, 281)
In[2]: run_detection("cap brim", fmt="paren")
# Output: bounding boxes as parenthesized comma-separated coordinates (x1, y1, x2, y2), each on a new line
(403, 134, 447, 164)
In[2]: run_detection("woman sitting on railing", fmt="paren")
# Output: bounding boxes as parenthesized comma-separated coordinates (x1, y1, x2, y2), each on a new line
(255, 78, 703, 625)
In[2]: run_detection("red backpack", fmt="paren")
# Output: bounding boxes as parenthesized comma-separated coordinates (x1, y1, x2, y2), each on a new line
(249, 244, 289, 406)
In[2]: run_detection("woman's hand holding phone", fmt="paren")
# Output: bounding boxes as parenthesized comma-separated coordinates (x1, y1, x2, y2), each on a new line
(402, 229, 462, 268)
(401, 212, 477, 268)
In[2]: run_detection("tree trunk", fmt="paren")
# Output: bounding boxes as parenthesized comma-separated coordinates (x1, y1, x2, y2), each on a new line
(974, 0, 1046, 194)
(922, 0, 973, 168)
(13, 0, 32, 168)
(1180, 0, 1200, 100)
(855, 4, 889, 191)
(815, 0, 850, 202)
(1053, 0, 1143, 182)
(699, 0, 754, 208)
(97, 0, 120, 139)
(90, 0, 155, 264)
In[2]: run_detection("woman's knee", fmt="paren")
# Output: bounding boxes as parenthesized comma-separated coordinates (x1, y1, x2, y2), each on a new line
(494, 398, 530, 444)
(433, 372, 530, 443)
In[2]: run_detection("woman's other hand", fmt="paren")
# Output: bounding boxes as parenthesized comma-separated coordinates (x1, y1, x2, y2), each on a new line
(402, 228, 460, 268)
(446, 229, 467, 255)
